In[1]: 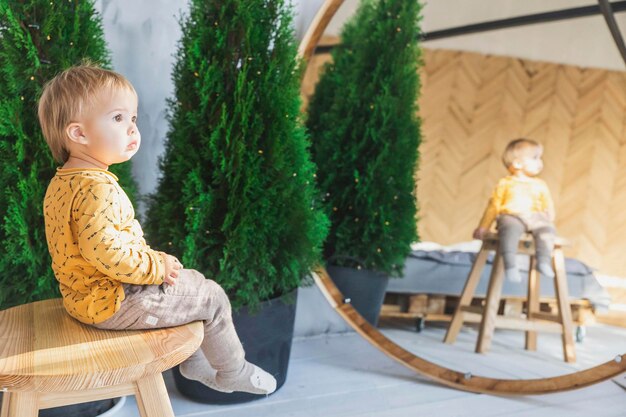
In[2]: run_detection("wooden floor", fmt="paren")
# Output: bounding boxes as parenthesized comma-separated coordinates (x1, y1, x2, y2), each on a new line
(108, 322, 626, 417)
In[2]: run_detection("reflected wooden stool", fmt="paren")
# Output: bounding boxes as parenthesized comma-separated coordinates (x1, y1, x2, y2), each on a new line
(443, 232, 576, 363)
(0, 298, 203, 417)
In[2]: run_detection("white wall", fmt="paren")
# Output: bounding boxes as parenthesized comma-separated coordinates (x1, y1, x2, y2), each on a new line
(305, 0, 626, 71)
(421, 0, 626, 72)
(96, 0, 183, 217)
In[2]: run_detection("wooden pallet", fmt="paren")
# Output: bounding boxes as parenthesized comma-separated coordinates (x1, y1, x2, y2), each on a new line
(380, 292, 595, 337)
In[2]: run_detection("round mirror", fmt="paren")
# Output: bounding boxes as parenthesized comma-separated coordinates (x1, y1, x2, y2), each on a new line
(298, 0, 626, 394)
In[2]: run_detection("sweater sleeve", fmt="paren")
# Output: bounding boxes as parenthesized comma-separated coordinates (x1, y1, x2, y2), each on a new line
(72, 182, 166, 285)
(478, 180, 505, 229)
(538, 180, 556, 222)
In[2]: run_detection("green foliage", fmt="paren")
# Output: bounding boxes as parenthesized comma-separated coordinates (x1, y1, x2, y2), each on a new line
(144, 0, 329, 310)
(306, 0, 422, 277)
(0, 0, 138, 310)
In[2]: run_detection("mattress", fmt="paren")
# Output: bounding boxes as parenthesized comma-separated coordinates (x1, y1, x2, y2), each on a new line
(385, 241, 611, 312)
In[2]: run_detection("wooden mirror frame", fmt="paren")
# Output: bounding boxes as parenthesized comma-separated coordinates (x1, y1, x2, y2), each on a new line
(297, 0, 626, 395)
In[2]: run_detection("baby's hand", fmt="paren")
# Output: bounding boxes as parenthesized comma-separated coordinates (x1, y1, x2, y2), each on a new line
(161, 252, 183, 286)
(473, 227, 488, 240)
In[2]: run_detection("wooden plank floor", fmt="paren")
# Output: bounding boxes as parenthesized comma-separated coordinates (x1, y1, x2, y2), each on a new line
(109, 322, 626, 417)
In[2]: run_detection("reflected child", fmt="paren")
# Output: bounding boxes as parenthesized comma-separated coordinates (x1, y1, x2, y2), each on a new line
(473, 138, 556, 282)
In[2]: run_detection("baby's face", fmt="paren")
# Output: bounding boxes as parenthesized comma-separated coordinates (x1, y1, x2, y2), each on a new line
(516, 150, 543, 176)
(80, 88, 140, 165)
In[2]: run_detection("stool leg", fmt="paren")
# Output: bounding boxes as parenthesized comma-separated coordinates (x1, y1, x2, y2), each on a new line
(525, 255, 539, 351)
(135, 373, 175, 417)
(553, 248, 577, 363)
(0, 392, 8, 417)
(444, 247, 489, 344)
(476, 248, 505, 354)
(0, 392, 38, 417)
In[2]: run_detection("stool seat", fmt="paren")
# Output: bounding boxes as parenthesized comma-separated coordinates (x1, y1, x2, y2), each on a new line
(443, 233, 576, 363)
(0, 298, 203, 416)
(481, 231, 571, 252)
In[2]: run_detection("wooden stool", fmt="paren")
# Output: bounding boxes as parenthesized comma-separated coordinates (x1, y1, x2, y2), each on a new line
(443, 232, 577, 363)
(0, 298, 203, 416)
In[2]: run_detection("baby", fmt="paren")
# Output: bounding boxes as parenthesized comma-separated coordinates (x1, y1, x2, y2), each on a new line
(472, 138, 556, 283)
(39, 63, 276, 395)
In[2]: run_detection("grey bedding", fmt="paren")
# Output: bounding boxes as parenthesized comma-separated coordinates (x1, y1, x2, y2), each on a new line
(386, 250, 611, 311)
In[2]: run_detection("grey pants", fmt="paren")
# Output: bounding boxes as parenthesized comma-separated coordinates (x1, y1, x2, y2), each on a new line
(496, 213, 556, 269)
(92, 268, 245, 376)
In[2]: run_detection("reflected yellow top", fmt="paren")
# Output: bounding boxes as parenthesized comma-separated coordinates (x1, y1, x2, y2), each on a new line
(478, 175, 554, 229)
(43, 167, 166, 324)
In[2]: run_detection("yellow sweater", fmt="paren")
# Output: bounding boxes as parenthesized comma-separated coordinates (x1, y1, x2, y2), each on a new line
(43, 167, 166, 324)
(478, 175, 555, 230)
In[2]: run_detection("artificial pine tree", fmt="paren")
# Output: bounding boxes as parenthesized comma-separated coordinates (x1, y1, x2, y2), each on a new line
(0, 0, 138, 310)
(144, 0, 329, 310)
(306, 0, 422, 277)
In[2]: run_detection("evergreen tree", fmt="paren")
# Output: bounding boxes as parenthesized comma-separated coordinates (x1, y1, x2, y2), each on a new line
(306, 0, 422, 277)
(0, 0, 138, 310)
(145, 0, 329, 310)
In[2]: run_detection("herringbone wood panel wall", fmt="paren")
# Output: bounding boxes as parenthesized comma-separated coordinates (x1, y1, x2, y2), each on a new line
(302, 45, 626, 287)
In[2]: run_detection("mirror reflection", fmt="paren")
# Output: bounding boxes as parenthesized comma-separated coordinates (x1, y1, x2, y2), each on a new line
(301, 0, 626, 384)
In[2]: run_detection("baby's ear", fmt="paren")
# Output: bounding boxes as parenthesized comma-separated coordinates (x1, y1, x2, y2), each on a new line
(66, 122, 88, 145)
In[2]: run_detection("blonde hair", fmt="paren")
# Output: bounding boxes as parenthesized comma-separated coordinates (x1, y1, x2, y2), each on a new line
(502, 138, 543, 169)
(38, 61, 137, 164)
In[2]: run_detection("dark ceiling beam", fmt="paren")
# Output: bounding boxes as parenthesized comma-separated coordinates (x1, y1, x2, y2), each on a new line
(314, 1, 626, 55)
(423, 1, 626, 41)
(598, 0, 626, 67)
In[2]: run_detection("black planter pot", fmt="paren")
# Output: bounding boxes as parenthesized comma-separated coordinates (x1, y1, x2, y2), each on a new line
(326, 264, 389, 326)
(38, 398, 119, 417)
(173, 288, 298, 404)
(0, 395, 118, 417)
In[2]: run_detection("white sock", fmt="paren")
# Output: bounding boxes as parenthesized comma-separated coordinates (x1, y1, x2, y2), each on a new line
(178, 350, 232, 393)
(505, 267, 522, 283)
(215, 361, 277, 395)
(179, 352, 276, 395)
(537, 261, 555, 278)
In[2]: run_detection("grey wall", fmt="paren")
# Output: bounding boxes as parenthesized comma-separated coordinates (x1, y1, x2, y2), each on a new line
(95, 0, 354, 337)
(97, 0, 184, 218)
(294, 282, 353, 337)
(96, 0, 335, 217)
